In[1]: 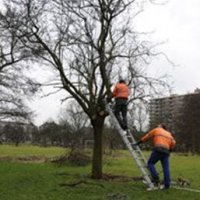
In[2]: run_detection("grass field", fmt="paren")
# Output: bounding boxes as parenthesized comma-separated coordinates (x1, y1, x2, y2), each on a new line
(0, 145, 200, 200)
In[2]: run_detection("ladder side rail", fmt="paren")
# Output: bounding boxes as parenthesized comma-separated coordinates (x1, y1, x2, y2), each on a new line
(126, 130, 147, 163)
(121, 135, 154, 188)
(106, 103, 154, 188)
(126, 110, 148, 163)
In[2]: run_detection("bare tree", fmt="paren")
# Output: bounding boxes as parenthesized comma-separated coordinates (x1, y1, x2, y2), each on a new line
(0, 0, 171, 178)
(128, 101, 149, 132)
(59, 100, 89, 151)
(0, 65, 38, 122)
(39, 120, 62, 146)
(0, 4, 39, 122)
(3, 123, 25, 146)
(59, 101, 89, 133)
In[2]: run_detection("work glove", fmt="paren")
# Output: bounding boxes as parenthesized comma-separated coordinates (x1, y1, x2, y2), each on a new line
(132, 140, 142, 148)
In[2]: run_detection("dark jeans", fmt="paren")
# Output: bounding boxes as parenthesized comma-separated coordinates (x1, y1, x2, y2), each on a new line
(147, 149, 170, 188)
(113, 98, 128, 130)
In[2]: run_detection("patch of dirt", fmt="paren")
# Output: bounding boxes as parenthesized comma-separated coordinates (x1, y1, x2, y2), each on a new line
(59, 173, 143, 189)
(59, 180, 105, 188)
(102, 173, 143, 182)
(0, 156, 49, 163)
(52, 151, 91, 166)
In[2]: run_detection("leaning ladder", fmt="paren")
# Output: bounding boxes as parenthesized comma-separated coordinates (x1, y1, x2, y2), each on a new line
(105, 102, 155, 189)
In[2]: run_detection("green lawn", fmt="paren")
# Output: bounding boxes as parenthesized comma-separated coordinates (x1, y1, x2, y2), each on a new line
(0, 145, 200, 200)
(0, 144, 66, 157)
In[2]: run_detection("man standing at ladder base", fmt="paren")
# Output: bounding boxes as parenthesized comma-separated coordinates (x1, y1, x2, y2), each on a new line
(112, 79, 129, 131)
(135, 124, 176, 189)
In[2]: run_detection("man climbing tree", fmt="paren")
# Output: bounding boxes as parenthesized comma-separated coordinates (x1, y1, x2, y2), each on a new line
(112, 79, 129, 131)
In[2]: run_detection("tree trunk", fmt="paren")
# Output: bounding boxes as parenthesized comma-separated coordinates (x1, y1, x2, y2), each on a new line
(91, 116, 105, 179)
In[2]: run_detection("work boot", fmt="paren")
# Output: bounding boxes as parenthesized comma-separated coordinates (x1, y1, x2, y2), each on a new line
(159, 184, 169, 190)
(152, 177, 160, 186)
(146, 186, 159, 191)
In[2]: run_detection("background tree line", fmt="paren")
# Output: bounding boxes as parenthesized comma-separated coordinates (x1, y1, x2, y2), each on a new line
(0, 119, 126, 151)
(1, 92, 200, 155)
(0, 100, 138, 151)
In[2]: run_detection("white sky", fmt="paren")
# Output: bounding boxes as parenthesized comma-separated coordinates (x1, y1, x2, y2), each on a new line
(2, 0, 199, 125)
(136, 0, 200, 94)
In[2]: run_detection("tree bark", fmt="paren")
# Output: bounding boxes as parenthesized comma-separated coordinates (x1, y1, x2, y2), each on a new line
(91, 116, 105, 179)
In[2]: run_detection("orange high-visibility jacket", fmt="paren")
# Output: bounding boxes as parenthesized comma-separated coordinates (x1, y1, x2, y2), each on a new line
(141, 127, 176, 150)
(112, 83, 129, 99)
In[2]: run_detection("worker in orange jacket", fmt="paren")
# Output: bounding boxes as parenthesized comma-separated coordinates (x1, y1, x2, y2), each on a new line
(112, 79, 129, 130)
(134, 124, 176, 189)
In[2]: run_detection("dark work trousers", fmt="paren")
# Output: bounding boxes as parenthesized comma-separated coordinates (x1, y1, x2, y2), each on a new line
(147, 149, 170, 188)
(113, 98, 128, 130)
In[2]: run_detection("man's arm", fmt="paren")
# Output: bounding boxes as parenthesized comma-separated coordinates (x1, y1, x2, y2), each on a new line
(112, 84, 118, 98)
(133, 129, 156, 147)
(140, 128, 156, 143)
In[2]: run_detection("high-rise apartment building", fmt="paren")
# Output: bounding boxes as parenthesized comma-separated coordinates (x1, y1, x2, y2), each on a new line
(149, 89, 200, 132)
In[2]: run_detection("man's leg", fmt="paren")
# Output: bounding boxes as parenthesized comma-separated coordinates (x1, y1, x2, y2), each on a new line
(147, 150, 161, 185)
(121, 103, 128, 130)
(160, 153, 170, 188)
(113, 102, 123, 128)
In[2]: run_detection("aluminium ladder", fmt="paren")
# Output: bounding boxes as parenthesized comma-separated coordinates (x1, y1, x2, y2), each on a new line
(105, 102, 155, 189)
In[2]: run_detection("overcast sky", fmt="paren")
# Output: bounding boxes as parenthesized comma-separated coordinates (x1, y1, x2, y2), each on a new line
(27, 0, 200, 125)
(137, 0, 200, 94)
